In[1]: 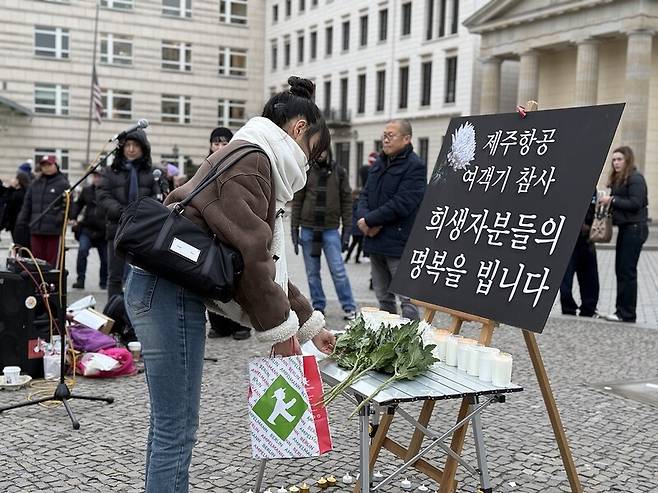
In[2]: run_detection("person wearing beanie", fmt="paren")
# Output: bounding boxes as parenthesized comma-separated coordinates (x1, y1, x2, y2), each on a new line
(97, 128, 159, 297)
(15, 155, 70, 266)
(205, 126, 253, 340)
(18, 161, 32, 175)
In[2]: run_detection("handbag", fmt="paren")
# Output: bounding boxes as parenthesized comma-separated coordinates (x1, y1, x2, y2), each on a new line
(589, 203, 612, 243)
(114, 143, 266, 302)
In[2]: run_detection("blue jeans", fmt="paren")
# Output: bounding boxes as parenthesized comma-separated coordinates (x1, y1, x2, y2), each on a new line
(76, 231, 107, 285)
(299, 227, 356, 312)
(124, 267, 207, 493)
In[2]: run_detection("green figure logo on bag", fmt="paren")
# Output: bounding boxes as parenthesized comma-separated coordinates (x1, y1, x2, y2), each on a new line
(253, 375, 308, 440)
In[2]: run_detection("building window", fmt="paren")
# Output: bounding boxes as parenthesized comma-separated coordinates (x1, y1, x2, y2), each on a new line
(101, 89, 132, 120)
(401, 2, 412, 36)
(420, 60, 432, 106)
(34, 26, 69, 59)
(162, 41, 192, 72)
(284, 38, 291, 67)
(323, 80, 331, 114)
(218, 99, 246, 127)
(374, 140, 383, 153)
(299, 0, 305, 13)
(297, 34, 305, 63)
(445, 55, 457, 103)
(340, 77, 348, 120)
(272, 4, 278, 22)
(325, 26, 333, 56)
(219, 47, 247, 77)
(418, 137, 429, 165)
(34, 83, 69, 115)
(271, 41, 278, 71)
(269, 86, 277, 97)
(398, 65, 409, 109)
(335, 142, 350, 173)
(438, 0, 446, 37)
(425, 0, 434, 40)
(375, 69, 385, 112)
(100, 0, 133, 8)
(285, 0, 291, 17)
(359, 15, 368, 47)
(100, 33, 133, 65)
(311, 0, 318, 7)
(310, 31, 317, 60)
(220, 0, 247, 25)
(161, 94, 191, 124)
(342, 21, 350, 51)
(451, 0, 459, 34)
(162, 0, 191, 18)
(357, 73, 366, 114)
(378, 9, 388, 42)
(35, 149, 69, 172)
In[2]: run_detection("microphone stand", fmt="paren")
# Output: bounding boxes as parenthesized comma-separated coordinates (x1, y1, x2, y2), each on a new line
(0, 149, 117, 429)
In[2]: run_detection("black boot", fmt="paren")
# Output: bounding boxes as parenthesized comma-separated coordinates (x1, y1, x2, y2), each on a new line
(72, 279, 85, 289)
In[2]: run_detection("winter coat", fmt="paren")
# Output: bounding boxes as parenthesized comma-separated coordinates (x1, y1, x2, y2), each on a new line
(165, 140, 315, 337)
(351, 201, 363, 237)
(2, 187, 26, 232)
(358, 144, 427, 258)
(16, 172, 71, 236)
(291, 161, 352, 231)
(97, 129, 158, 240)
(72, 184, 106, 242)
(610, 170, 649, 226)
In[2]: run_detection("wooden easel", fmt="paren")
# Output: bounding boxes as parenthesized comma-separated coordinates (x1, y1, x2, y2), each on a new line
(354, 301, 582, 493)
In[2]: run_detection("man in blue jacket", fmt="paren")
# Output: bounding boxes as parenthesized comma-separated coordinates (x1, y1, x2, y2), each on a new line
(357, 119, 427, 320)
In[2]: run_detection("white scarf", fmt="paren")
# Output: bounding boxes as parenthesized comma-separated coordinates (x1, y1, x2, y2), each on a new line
(207, 117, 308, 325)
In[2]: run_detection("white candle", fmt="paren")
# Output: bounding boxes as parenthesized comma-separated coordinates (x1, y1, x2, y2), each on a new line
(492, 352, 513, 387)
(433, 333, 448, 361)
(445, 335, 462, 366)
(478, 347, 500, 382)
(466, 345, 483, 376)
(457, 338, 477, 371)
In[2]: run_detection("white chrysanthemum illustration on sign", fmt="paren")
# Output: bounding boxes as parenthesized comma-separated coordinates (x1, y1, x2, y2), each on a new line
(447, 122, 476, 170)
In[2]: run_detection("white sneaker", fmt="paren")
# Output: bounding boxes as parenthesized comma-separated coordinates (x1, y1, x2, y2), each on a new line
(604, 313, 623, 322)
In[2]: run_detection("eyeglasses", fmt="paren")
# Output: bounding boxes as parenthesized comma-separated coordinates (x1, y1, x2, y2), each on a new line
(381, 133, 399, 142)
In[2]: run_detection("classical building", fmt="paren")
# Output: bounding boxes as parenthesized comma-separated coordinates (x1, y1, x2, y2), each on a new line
(264, 0, 518, 188)
(0, 0, 264, 180)
(466, 0, 657, 218)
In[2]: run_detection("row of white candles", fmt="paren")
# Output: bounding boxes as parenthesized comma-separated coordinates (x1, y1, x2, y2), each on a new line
(431, 329, 513, 387)
(356, 309, 513, 387)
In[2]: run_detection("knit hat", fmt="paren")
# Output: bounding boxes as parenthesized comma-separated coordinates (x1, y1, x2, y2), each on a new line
(367, 151, 379, 165)
(18, 161, 32, 174)
(166, 163, 180, 177)
(39, 155, 57, 166)
(210, 127, 233, 143)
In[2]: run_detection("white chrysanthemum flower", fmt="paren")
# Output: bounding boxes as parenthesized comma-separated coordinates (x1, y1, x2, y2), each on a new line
(447, 121, 476, 170)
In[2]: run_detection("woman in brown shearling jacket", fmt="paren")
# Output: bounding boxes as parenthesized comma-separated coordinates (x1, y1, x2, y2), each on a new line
(123, 77, 335, 493)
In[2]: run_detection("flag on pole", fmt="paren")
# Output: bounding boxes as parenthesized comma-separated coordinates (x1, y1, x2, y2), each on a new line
(92, 66, 103, 124)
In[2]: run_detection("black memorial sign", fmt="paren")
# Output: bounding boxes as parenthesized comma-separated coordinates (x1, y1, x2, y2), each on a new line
(390, 104, 624, 333)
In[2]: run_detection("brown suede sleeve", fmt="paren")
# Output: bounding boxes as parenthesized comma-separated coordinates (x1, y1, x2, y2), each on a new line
(199, 163, 291, 333)
(287, 280, 313, 326)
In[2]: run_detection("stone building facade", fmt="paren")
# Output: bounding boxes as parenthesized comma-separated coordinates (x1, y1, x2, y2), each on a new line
(466, 0, 657, 218)
(0, 0, 264, 181)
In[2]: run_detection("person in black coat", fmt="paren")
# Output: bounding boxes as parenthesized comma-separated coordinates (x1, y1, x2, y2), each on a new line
(3, 172, 32, 248)
(599, 146, 649, 323)
(203, 126, 252, 341)
(16, 155, 70, 267)
(357, 119, 427, 320)
(71, 172, 108, 290)
(97, 128, 159, 297)
(559, 191, 599, 317)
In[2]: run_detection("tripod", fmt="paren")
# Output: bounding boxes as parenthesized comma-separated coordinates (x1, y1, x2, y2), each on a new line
(0, 148, 117, 429)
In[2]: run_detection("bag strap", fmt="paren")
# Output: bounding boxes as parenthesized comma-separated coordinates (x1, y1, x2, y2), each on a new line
(179, 143, 266, 209)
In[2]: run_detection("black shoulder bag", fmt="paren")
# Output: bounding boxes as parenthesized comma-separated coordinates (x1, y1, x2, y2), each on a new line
(114, 143, 266, 302)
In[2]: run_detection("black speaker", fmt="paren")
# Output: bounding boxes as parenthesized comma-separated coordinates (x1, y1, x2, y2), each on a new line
(0, 269, 66, 378)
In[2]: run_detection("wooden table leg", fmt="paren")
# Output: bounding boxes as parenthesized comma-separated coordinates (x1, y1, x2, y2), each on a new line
(523, 330, 582, 493)
(352, 407, 396, 493)
(405, 400, 436, 463)
(438, 398, 470, 493)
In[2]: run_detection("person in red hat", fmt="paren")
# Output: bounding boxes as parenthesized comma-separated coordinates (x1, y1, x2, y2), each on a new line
(16, 155, 70, 266)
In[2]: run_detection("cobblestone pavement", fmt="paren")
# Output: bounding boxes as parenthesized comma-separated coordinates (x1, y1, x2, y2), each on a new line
(0, 221, 657, 492)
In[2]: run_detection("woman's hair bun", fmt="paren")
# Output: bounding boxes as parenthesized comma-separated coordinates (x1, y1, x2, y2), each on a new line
(288, 76, 315, 100)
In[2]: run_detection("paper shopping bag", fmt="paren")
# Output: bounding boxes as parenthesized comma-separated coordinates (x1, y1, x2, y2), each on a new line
(248, 355, 333, 459)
